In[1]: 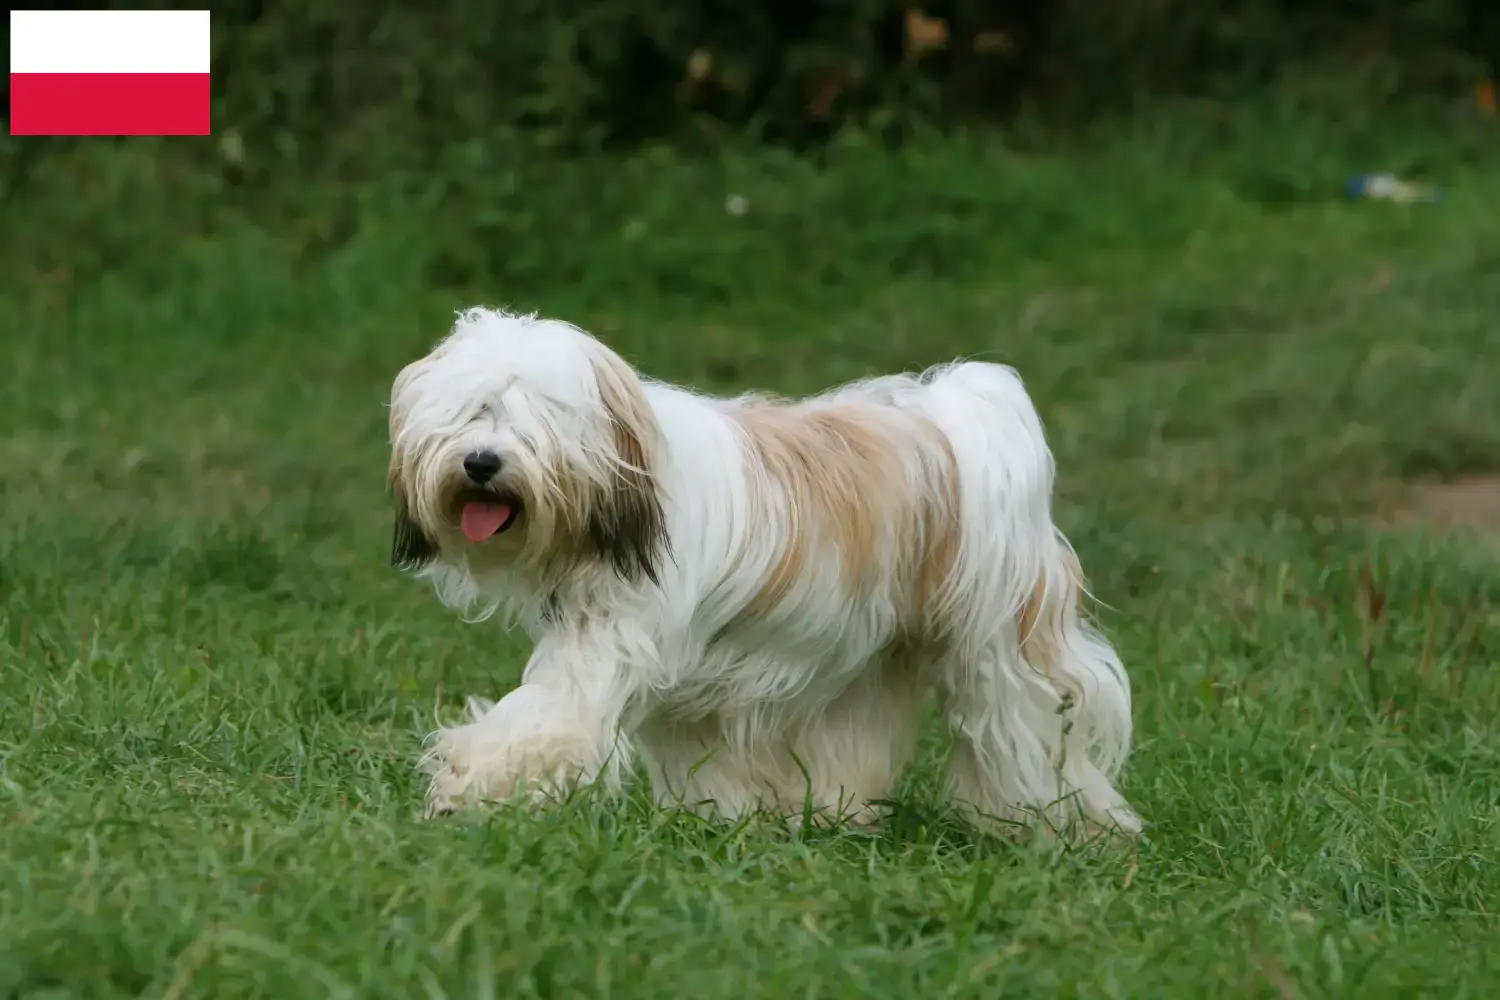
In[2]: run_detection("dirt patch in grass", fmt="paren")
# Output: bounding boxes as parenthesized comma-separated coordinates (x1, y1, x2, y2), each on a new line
(1383, 476, 1500, 538)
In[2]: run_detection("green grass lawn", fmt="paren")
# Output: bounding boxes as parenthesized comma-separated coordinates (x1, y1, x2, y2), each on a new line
(3, 110, 1500, 997)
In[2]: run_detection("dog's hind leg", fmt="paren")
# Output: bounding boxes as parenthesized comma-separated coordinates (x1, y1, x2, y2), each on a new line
(935, 547, 1140, 839)
(904, 361, 1140, 838)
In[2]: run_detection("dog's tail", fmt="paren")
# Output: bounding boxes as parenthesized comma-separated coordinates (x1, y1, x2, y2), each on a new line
(902, 361, 1139, 834)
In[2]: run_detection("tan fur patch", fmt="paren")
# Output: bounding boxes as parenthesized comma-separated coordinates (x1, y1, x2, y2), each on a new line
(1017, 545, 1085, 675)
(911, 443, 961, 621)
(730, 399, 959, 629)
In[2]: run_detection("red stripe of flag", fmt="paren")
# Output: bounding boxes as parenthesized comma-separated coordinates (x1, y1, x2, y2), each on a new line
(9, 73, 210, 136)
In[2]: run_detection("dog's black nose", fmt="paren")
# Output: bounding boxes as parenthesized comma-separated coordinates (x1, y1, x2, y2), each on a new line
(463, 450, 502, 484)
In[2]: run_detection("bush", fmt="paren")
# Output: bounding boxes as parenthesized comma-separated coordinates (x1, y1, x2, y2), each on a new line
(200, 0, 1492, 147)
(0, 0, 1493, 188)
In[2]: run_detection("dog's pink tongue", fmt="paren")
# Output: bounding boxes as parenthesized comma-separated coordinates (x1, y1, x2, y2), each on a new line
(461, 502, 511, 542)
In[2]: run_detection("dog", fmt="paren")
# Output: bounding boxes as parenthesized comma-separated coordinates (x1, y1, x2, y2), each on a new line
(387, 307, 1139, 836)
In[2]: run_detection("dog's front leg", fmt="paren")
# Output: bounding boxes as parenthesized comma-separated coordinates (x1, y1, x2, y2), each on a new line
(421, 637, 638, 817)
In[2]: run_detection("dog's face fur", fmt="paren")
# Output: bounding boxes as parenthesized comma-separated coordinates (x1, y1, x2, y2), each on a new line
(387, 309, 667, 604)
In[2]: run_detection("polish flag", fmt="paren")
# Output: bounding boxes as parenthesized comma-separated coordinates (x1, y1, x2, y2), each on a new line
(9, 10, 211, 136)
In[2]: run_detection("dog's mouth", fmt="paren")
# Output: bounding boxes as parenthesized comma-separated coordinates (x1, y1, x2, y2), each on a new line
(456, 490, 522, 543)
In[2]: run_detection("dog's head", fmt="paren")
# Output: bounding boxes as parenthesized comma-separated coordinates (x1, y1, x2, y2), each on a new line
(387, 308, 667, 606)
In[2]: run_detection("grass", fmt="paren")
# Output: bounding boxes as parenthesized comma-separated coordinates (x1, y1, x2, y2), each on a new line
(3, 105, 1500, 997)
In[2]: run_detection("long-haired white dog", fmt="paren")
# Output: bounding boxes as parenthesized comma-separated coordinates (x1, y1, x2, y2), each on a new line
(388, 307, 1140, 836)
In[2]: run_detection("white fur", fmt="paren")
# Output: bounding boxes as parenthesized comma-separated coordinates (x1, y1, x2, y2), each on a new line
(387, 307, 1140, 837)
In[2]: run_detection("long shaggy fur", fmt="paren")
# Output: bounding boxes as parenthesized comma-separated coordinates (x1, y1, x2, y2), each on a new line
(387, 307, 1141, 836)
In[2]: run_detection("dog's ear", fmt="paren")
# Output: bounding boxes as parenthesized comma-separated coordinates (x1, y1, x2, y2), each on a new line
(586, 350, 668, 585)
(386, 372, 439, 572)
(392, 501, 438, 571)
(389, 458, 438, 572)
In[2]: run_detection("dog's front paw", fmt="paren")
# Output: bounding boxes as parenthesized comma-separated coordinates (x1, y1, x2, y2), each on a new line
(420, 731, 479, 818)
(421, 743, 585, 817)
(419, 695, 508, 817)
(418, 696, 599, 818)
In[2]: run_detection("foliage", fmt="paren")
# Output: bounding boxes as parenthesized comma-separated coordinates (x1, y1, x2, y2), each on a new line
(199, 0, 1493, 148)
(3, 0, 1492, 175)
